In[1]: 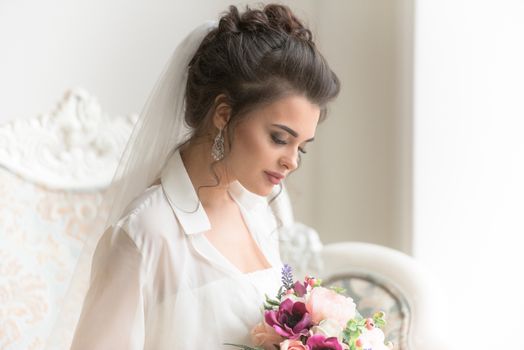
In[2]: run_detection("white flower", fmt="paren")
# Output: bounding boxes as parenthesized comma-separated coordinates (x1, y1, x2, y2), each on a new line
(309, 319, 344, 342)
(357, 327, 391, 350)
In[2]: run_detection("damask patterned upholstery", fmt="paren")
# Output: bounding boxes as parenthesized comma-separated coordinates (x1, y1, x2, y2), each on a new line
(0, 89, 134, 350)
(0, 167, 108, 349)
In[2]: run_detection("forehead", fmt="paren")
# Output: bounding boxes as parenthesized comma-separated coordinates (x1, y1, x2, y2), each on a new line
(241, 95, 320, 135)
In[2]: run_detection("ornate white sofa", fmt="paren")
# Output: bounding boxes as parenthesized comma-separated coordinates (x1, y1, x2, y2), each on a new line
(0, 89, 136, 349)
(0, 90, 447, 349)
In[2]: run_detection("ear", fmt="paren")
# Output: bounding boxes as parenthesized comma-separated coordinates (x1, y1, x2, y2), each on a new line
(211, 94, 231, 130)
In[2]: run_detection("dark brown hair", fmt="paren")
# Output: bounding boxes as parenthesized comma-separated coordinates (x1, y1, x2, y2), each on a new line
(183, 4, 340, 141)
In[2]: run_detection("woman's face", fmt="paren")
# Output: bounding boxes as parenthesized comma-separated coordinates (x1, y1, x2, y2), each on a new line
(225, 94, 320, 196)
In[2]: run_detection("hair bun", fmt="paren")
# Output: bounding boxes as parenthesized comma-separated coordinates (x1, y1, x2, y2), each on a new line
(218, 4, 312, 41)
(264, 4, 312, 41)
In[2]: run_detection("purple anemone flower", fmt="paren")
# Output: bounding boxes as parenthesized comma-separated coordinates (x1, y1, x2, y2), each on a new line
(264, 298, 312, 339)
(306, 335, 344, 350)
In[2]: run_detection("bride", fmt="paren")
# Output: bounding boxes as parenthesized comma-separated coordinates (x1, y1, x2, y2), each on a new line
(57, 4, 339, 349)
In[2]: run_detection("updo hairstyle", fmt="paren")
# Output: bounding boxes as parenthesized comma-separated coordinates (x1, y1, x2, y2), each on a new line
(183, 4, 340, 145)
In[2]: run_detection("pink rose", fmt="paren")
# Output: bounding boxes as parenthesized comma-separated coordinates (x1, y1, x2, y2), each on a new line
(250, 321, 284, 350)
(280, 339, 309, 350)
(305, 287, 356, 328)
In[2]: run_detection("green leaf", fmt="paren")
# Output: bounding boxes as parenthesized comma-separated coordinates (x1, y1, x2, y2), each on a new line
(372, 310, 387, 329)
(328, 285, 347, 294)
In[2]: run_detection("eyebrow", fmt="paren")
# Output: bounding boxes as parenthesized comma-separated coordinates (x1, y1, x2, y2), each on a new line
(272, 124, 315, 142)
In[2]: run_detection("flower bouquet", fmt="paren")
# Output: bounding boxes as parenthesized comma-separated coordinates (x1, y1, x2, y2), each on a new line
(225, 264, 393, 350)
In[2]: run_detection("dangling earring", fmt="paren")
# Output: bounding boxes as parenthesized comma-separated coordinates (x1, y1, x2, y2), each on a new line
(211, 128, 225, 161)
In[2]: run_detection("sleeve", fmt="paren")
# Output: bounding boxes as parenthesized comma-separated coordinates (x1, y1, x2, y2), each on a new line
(70, 226, 145, 350)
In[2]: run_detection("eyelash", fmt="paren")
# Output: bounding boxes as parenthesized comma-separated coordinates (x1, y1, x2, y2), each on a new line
(271, 134, 307, 154)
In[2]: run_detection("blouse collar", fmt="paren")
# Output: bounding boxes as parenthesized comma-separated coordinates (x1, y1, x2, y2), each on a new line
(160, 149, 267, 235)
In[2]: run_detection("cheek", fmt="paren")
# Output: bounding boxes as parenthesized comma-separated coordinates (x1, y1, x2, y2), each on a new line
(232, 128, 267, 159)
(229, 128, 271, 173)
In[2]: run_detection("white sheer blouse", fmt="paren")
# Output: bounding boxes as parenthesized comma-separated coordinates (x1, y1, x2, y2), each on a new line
(70, 150, 283, 349)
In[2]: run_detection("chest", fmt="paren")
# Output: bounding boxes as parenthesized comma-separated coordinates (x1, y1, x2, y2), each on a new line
(203, 203, 271, 273)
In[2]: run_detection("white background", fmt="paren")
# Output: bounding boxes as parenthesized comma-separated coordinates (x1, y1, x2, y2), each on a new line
(415, 0, 524, 347)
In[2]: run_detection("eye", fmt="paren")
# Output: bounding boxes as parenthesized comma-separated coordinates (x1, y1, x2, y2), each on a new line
(271, 133, 287, 145)
(271, 132, 307, 157)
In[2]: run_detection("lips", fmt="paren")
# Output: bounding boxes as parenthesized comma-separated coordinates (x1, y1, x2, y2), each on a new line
(265, 171, 285, 185)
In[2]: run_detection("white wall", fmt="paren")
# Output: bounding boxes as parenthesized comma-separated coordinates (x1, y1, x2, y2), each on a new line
(0, 0, 413, 251)
(414, 1, 524, 348)
(288, 0, 414, 251)
(0, 1, 264, 121)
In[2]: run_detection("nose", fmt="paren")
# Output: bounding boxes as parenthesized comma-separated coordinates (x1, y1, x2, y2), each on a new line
(279, 150, 299, 172)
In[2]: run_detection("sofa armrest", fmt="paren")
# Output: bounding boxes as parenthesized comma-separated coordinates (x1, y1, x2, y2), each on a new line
(320, 242, 450, 350)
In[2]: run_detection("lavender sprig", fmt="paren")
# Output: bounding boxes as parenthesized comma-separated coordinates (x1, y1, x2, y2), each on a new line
(281, 264, 294, 290)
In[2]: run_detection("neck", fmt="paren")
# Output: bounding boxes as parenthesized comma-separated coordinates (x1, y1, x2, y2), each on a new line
(179, 140, 235, 208)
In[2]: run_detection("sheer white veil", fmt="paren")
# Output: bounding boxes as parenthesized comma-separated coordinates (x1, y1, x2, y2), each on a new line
(45, 20, 218, 349)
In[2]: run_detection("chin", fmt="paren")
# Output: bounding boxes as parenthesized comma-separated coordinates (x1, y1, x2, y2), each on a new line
(251, 185, 273, 197)
(241, 180, 273, 197)
(259, 187, 275, 197)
